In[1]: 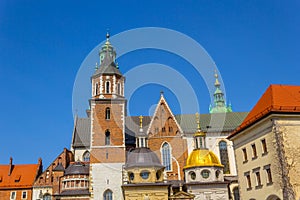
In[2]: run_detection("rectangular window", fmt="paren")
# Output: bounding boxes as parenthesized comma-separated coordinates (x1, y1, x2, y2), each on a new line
(255, 171, 262, 187)
(264, 165, 273, 184)
(245, 174, 251, 190)
(10, 191, 16, 200)
(251, 144, 257, 159)
(261, 139, 268, 154)
(242, 148, 248, 162)
(22, 191, 27, 199)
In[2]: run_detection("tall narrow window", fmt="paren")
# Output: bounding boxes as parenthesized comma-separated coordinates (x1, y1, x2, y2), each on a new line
(117, 83, 121, 95)
(261, 139, 268, 154)
(251, 144, 257, 159)
(106, 81, 110, 93)
(264, 165, 273, 184)
(95, 83, 99, 95)
(22, 191, 27, 199)
(242, 148, 248, 162)
(161, 142, 172, 171)
(83, 151, 90, 162)
(233, 187, 240, 200)
(103, 189, 113, 200)
(105, 130, 110, 145)
(105, 107, 110, 120)
(219, 141, 230, 174)
(246, 174, 251, 189)
(255, 171, 262, 187)
(10, 191, 16, 200)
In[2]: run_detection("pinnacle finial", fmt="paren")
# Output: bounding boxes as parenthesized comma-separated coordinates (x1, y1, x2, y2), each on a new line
(214, 69, 220, 86)
(196, 112, 200, 131)
(106, 30, 110, 40)
(139, 115, 143, 129)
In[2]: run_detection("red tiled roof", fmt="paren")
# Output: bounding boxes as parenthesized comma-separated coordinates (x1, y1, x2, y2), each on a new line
(0, 164, 40, 188)
(228, 84, 300, 139)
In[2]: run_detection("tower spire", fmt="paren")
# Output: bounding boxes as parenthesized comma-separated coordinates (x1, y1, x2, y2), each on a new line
(209, 69, 232, 113)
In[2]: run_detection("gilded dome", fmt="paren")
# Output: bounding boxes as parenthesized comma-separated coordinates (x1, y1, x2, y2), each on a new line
(184, 149, 223, 169)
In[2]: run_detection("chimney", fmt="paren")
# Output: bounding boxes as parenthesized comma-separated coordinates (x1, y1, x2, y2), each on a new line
(8, 157, 13, 176)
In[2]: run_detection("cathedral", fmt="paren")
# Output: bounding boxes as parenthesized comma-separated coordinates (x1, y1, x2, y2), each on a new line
(32, 34, 248, 200)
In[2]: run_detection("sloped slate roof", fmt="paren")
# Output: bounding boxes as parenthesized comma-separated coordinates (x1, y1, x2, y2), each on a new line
(64, 162, 89, 176)
(75, 112, 247, 147)
(175, 112, 248, 134)
(72, 118, 91, 148)
(57, 189, 90, 196)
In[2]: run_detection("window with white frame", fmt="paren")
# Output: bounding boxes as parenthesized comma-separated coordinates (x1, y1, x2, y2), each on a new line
(10, 191, 16, 200)
(161, 142, 172, 171)
(22, 191, 27, 199)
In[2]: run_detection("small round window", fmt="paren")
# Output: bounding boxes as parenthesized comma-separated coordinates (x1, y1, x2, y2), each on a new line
(140, 171, 150, 179)
(201, 170, 210, 179)
(189, 171, 196, 180)
(129, 172, 134, 181)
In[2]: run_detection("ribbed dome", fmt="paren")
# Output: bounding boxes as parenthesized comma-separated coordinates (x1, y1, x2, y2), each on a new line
(125, 148, 164, 169)
(184, 149, 223, 169)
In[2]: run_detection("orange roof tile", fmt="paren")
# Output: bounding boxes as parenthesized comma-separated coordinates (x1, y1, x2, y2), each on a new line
(0, 164, 40, 189)
(229, 84, 300, 138)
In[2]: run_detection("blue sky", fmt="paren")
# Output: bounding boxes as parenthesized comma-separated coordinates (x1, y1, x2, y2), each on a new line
(0, 1, 299, 167)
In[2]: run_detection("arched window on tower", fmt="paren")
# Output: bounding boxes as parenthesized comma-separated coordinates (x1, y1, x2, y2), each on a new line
(161, 142, 172, 171)
(219, 141, 230, 174)
(105, 107, 110, 120)
(103, 189, 113, 200)
(106, 81, 110, 93)
(83, 151, 90, 162)
(105, 130, 110, 145)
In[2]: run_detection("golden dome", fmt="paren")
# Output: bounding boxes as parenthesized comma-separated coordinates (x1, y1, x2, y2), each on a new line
(184, 149, 223, 169)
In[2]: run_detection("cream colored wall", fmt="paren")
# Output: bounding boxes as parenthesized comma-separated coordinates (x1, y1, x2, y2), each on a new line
(73, 149, 88, 161)
(32, 187, 52, 200)
(232, 117, 282, 200)
(276, 118, 300, 199)
(123, 185, 169, 200)
(91, 163, 124, 200)
(187, 184, 229, 200)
